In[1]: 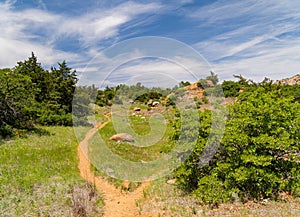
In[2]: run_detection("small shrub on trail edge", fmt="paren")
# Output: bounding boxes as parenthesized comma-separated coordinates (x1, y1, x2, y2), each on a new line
(175, 87, 300, 205)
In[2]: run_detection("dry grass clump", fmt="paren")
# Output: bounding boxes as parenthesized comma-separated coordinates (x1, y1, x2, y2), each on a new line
(69, 183, 103, 217)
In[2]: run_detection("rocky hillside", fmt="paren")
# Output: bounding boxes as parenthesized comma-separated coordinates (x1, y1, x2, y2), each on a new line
(184, 82, 205, 98)
(276, 74, 300, 85)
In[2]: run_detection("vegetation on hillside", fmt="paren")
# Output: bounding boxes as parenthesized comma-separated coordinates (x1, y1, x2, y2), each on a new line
(175, 83, 300, 205)
(1, 54, 299, 214)
(95, 83, 170, 107)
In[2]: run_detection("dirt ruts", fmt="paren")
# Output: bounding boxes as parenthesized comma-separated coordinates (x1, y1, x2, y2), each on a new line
(77, 116, 151, 217)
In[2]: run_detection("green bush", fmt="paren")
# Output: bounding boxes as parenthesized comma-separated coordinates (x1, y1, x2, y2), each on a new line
(221, 80, 241, 97)
(202, 96, 209, 104)
(279, 84, 300, 102)
(38, 112, 73, 126)
(175, 87, 300, 205)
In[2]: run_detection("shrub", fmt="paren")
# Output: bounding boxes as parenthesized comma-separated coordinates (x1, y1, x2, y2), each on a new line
(221, 80, 241, 97)
(175, 87, 300, 205)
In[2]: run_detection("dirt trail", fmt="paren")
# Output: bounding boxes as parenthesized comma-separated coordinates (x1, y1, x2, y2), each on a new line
(77, 116, 151, 217)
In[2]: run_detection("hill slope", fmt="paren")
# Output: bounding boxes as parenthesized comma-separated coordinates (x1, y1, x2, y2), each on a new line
(276, 74, 300, 85)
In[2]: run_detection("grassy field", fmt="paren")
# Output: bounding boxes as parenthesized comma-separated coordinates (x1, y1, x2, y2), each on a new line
(93, 105, 176, 162)
(88, 106, 177, 188)
(0, 126, 103, 217)
(97, 119, 174, 162)
(138, 178, 300, 217)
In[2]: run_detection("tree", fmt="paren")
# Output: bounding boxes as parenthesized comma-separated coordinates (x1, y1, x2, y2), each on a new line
(50, 61, 78, 113)
(0, 69, 37, 136)
(73, 85, 97, 126)
(10, 54, 78, 126)
(197, 79, 210, 89)
(233, 74, 256, 87)
(197, 72, 219, 89)
(13, 52, 49, 103)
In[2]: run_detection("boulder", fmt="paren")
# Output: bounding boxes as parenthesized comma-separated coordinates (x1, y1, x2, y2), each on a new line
(152, 101, 159, 107)
(109, 133, 135, 142)
(147, 99, 153, 106)
(129, 99, 134, 104)
(133, 107, 141, 112)
(167, 179, 177, 185)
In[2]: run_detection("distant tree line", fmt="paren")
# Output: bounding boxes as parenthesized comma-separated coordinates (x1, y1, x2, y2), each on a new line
(203, 74, 300, 102)
(95, 82, 170, 107)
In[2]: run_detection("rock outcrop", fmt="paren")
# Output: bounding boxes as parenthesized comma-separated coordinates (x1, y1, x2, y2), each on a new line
(276, 74, 300, 85)
(109, 133, 135, 142)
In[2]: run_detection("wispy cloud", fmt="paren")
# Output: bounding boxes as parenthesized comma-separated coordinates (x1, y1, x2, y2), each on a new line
(190, 0, 300, 81)
(213, 37, 300, 81)
(81, 55, 212, 88)
(0, 0, 162, 68)
(35, 0, 47, 10)
(1, 0, 300, 84)
(55, 2, 162, 47)
(0, 1, 67, 67)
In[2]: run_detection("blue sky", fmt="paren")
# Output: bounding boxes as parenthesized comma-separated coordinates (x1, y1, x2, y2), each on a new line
(1, 0, 300, 86)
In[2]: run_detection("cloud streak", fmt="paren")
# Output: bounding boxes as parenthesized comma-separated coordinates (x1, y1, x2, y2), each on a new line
(1, 0, 300, 84)
(55, 2, 162, 47)
(190, 0, 300, 81)
(0, 0, 162, 68)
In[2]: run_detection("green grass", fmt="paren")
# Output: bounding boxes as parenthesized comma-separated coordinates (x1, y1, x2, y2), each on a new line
(129, 104, 149, 111)
(96, 115, 175, 162)
(129, 115, 151, 135)
(88, 109, 176, 187)
(87, 111, 108, 124)
(138, 178, 300, 217)
(0, 126, 103, 216)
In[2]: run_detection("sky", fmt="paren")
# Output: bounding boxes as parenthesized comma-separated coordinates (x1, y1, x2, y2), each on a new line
(1, 0, 300, 87)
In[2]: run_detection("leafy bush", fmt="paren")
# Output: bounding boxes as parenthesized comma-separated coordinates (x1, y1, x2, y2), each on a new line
(175, 87, 300, 205)
(202, 96, 209, 104)
(179, 81, 191, 87)
(197, 79, 210, 89)
(279, 84, 300, 102)
(166, 97, 176, 107)
(206, 71, 219, 85)
(37, 112, 72, 126)
(221, 80, 241, 97)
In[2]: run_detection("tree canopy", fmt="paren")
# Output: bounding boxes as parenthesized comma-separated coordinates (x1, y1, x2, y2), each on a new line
(0, 53, 78, 137)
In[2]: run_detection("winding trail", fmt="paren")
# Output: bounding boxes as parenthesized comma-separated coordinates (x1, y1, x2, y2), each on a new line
(77, 115, 151, 217)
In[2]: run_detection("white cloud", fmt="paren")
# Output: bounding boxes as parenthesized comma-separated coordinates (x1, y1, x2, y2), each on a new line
(189, 0, 300, 24)
(88, 55, 213, 88)
(213, 38, 300, 81)
(0, 1, 73, 67)
(56, 2, 162, 46)
(0, 37, 80, 68)
(2, 0, 300, 85)
(0, 1, 162, 68)
(191, 0, 300, 81)
(74, 34, 222, 88)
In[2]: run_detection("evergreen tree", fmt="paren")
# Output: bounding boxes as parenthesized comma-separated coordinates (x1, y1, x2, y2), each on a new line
(0, 69, 36, 136)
